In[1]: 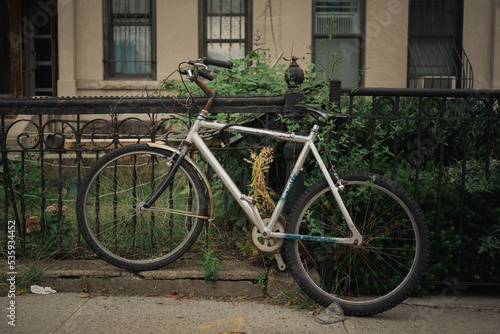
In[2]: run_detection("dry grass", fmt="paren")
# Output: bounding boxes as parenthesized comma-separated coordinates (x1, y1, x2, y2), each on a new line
(244, 147, 277, 215)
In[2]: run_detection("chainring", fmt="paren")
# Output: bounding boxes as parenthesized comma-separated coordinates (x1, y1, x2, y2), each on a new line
(251, 220, 285, 253)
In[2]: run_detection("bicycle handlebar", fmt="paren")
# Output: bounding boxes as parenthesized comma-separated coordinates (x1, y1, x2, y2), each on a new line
(182, 57, 232, 112)
(200, 57, 233, 69)
(184, 57, 233, 82)
(198, 70, 214, 81)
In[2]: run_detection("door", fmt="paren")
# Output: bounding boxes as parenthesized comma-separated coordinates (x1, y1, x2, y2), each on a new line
(22, 1, 57, 96)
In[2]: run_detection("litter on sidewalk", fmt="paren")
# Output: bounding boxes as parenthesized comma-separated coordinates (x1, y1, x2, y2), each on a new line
(31, 285, 57, 294)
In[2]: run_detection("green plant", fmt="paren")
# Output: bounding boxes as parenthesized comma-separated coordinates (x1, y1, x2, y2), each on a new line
(201, 248, 222, 281)
(256, 274, 267, 288)
(208, 34, 288, 97)
(196, 152, 247, 227)
(159, 33, 287, 100)
(24, 205, 76, 252)
(479, 228, 500, 259)
(443, 158, 500, 266)
(444, 158, 500, 194)
(236, 227, 257, 258)
(0, 153, 42, 213)
(0, 264, 42, 296)
(0, 245, 58, 296)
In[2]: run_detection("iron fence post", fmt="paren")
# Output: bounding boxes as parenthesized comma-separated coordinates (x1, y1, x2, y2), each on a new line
(283, 57, 305, 215)
(330, 78, 342, 110)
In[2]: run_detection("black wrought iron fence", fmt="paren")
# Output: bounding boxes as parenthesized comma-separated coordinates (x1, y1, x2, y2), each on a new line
(340, 87, 500, 287)
(1, 86, 499, 286)
(0, 95, 283, 251)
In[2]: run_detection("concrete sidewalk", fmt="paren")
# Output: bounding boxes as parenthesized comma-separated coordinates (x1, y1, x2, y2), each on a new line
(1, 259, 499, 333)
(2, 290, 499, 333)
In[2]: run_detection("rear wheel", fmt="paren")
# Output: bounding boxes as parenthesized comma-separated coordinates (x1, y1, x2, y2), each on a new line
(284, 171, 429, 315)
(76, 144, 208, 271)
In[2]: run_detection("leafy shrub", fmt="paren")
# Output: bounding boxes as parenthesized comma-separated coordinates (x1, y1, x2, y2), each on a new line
(161, 34, 288, 97)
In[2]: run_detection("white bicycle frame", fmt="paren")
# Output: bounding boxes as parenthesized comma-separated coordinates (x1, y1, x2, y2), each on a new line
(173, 112, 362, 246)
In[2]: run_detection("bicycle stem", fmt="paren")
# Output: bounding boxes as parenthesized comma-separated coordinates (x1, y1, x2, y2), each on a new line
(190, 76, 218, 112)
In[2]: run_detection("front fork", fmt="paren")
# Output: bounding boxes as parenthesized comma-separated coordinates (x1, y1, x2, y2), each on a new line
(140, 111, 205, 210)
(141, 144, 189, 209)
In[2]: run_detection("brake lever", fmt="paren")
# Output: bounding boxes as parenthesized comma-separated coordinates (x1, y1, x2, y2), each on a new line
(184, 61, 209, 80)
(194, 62, 208, 70)
(187, 60, 208, 70)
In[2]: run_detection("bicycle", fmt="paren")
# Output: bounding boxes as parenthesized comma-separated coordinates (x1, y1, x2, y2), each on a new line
(76, 57, 430, 316)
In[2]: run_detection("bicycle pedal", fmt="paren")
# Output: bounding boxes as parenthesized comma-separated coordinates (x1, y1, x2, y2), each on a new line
(240, 194, 257, 205)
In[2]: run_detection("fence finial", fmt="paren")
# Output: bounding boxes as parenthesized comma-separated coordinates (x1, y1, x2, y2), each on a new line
(285, 56, 304, 88)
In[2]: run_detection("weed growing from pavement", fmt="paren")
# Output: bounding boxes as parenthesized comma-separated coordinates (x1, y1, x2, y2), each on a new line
(201, 249, 222, 281)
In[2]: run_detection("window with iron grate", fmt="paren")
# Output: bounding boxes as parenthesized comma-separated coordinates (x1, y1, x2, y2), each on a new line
(103, 0, 156, 79)
(199, 0, 252, 61)
(407, 0, 473, 89)
(313, 0, 364, 88)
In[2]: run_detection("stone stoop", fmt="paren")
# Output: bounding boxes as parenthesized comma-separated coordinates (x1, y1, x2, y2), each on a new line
(10, 259, 305, 302)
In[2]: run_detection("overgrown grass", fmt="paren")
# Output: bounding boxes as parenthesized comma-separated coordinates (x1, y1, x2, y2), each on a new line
(0, 247, 60, 296)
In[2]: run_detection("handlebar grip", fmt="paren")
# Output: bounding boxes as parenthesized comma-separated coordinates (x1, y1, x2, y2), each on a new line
(202, 57, 234, 69)
(198, 70, 214, 81)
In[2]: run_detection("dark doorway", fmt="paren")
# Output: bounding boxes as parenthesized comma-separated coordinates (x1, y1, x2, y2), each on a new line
(2, 0, 58, 97)
(22, 0, 58, 96)
(0, 0, 11, 96)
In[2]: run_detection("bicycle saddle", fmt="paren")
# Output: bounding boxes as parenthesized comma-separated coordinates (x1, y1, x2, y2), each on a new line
(294, 104, 349, 125)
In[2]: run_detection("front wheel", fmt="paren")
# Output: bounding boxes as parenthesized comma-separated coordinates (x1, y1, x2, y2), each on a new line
(284, 171, 429, 316)
(76, 144, 208, 271)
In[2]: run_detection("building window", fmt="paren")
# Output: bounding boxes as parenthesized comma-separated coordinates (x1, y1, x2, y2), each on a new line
(103, 0, 156, 79)
(407, 0, 472, 89)
(199, 0, 252, 60)
(313, 0, 364, 87)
